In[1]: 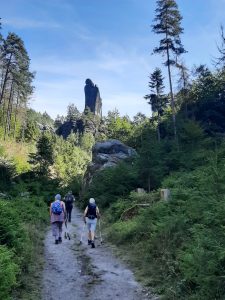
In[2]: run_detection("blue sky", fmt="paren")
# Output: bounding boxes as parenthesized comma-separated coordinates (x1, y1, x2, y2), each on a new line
(1, 0, 225, 119)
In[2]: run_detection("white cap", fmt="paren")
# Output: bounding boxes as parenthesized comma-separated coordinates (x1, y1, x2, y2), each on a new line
(89, 198, 95, 204)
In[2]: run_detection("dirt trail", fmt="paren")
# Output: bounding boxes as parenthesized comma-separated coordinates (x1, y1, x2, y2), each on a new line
(42, 206, 157, 300)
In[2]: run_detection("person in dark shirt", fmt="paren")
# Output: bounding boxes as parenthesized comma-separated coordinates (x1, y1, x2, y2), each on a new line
(64, 191, 75, 222)
(83, 198, 100, 248)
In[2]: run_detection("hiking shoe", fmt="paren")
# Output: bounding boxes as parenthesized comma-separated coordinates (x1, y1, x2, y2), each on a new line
(55, 240, 59, 244)
(91, 242, 95, 248)
(58, 237, 62, 243)
(88, 240, 91, 245)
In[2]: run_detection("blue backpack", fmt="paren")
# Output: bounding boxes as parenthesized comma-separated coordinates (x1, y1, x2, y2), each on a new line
(51, 201, 63, 215)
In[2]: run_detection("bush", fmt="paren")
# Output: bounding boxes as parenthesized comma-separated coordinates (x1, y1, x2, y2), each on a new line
(0, 197, 48, 299)
(0, 246, 19, 300)
(105, 160, 225, 299)
(83, 161, 139, 208)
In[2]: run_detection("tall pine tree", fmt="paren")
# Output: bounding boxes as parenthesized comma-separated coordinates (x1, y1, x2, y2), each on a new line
(152, 0, 186, 138)
(145, 68, 167, 141)
(0, 32, 34, 139)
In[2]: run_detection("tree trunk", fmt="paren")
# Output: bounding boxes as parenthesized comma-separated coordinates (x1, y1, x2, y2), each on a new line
(13, 93, 20, 138)
(148, 175, 151, 193)
(8, 88, 14, 135)
(181, 66, 188, 119)
(166, 46, 177, 139)
(4, 81, 14, 140)
(0, 53, 12, 106)
(157, 112, 161, 142)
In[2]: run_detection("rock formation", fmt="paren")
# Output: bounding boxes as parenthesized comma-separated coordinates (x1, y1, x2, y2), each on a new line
(92, 140, 136, 169)
(56, 79, 103, 139)
(84, 79, 102, 117)
(83, 139, 137, 186)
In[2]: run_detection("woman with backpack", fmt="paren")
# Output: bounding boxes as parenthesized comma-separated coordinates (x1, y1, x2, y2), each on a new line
(83, 198, 100, 248)
(50, 194, 66, 244)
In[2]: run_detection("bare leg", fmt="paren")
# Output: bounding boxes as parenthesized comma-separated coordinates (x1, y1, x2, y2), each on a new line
(91, 231, 95, 241)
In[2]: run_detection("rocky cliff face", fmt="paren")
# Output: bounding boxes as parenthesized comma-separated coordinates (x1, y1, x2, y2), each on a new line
(83, 139, 137, 186)
(84, 79, 102, 117)
(56, 79, 103, 139)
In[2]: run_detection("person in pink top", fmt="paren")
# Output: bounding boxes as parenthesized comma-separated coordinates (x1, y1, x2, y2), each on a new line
(50, 194, 66, 244)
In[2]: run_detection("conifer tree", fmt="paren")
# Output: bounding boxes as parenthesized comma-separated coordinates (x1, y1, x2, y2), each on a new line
(152, 0, 186, 138)
(66, 104, 80, 123)
(0, 32, 34, 138)
(177, 61, 190, 118)
(145, 68, 167, 141)
(216, 26, 225, 68)
(29, 133, 54, 175)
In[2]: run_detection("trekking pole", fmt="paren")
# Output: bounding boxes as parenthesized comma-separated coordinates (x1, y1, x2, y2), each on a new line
(64, 217, 71, 240)
(98, 219, 103, 244)
(64, 218, 68, 239)
(79, 223, 86, 245)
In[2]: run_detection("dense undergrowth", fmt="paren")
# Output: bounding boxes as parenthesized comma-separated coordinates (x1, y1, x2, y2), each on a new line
(0, 130, 93, 299)
(79, 67, 225, 299)
(83, 136, 225, 299)
(0, 196, 48, 300)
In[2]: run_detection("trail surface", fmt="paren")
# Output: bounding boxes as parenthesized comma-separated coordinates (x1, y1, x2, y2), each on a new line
(42, 206, 157, 300)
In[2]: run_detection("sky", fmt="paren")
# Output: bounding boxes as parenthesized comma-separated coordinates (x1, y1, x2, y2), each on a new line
(1, 0, 225, 120)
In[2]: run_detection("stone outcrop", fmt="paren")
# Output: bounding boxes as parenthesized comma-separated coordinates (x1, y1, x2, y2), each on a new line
(56, 79, 103, 139)
(92, 140, 136, 170)
(84, 79, 102, 117)
(83, 140, 137, 186)
(56, 119, 84, 139)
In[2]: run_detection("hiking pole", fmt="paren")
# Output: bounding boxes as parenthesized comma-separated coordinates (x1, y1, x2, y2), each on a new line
(64, 218, 67, 239)
(98, 219, 103, 244)
(64, 218, 71, 240)
(79, 223, 86, 245)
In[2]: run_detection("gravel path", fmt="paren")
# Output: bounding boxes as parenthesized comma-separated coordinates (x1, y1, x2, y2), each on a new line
(42, 206, 157, 300)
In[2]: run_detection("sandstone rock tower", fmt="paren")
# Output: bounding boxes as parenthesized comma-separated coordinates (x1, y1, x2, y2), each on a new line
(84, 79, 102, 117)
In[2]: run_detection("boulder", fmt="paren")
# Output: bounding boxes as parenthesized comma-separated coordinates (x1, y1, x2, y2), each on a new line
(83, 140, 137, 188)
(92, 139, 136, 170)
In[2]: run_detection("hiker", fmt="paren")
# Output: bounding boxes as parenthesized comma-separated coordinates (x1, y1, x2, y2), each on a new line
(50, 194, 66, 244)
(83, 198, 100, 248)
(64, 191, 75, 222)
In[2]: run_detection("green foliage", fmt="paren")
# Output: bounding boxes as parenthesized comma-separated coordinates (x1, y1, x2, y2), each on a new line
(54, 143, 90, 189)
(23, 120, 40, 142)
(83, 161, 139, 208)
(153, 0, 185, 65)
(103, 148, 225, 299)
(0, 31, 34, 140)
(79, 132, 95, 153)
(29, 133, 54, 175)
(0, 197, 48, 299)
(53, 135, 91, 190)
(0, 157, 16, 190)
(104, 110, 133, 144)
(66, 104, 80, 122)
(0, 246, 19, 300)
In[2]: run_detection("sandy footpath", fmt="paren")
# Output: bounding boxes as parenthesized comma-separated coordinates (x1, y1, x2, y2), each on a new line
(42, 206, 157, 300)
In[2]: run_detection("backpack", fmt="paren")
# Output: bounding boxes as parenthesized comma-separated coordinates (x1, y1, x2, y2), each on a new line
(65, 194, 74, 204)
(87, 204, 97, 219)
(51, 201, 63, 215)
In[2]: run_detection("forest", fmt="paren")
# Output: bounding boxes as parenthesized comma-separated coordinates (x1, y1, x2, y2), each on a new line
(1, 0, 225, 299)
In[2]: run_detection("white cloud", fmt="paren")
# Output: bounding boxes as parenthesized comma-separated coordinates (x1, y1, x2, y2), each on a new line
(4, 18, 61, 29)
